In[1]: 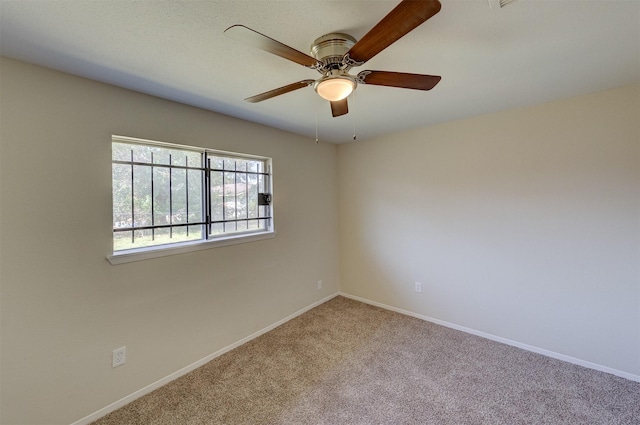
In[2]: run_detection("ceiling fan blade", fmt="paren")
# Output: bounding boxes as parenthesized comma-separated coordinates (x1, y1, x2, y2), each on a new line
(330, 98, 349, 117)
(346, 0, 441, 65)
(225, 25, 321, 69)
(245, 80, 315, 103)
(358, 71, 441, 90)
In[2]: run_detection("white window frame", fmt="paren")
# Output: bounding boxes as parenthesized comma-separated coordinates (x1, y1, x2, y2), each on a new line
(107, 135, 275, 265)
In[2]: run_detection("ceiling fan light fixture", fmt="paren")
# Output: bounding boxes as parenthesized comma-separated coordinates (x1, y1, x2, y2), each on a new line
(315, 76, 356, 101)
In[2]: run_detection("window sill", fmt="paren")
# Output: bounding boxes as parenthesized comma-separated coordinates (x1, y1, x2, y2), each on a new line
(107, 231, 276, 265)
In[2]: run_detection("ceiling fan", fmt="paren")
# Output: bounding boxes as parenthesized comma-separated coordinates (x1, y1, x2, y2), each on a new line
(224, 0, 442, 118)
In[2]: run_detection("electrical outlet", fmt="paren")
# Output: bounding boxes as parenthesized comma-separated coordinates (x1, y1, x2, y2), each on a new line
(112, 346, 126, 368)
(317, 280, 323, 290)
(414, 282, 422, 293)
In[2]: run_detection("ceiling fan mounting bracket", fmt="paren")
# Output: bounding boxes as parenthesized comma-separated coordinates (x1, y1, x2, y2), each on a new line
(310, 33, 357, 73)
(342, 53, 365, 69)
(355, 70, 372, 84)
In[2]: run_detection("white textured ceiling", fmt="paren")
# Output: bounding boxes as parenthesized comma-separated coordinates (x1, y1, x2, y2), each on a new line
(1, 0, 639, 143)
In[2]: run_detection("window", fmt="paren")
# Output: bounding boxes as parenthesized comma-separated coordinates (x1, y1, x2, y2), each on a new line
(110, 136, 273, 263)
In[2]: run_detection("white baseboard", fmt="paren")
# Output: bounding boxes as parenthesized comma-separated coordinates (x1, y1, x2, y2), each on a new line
(339, 292, 640, 384)
(71, 293, 340, 425)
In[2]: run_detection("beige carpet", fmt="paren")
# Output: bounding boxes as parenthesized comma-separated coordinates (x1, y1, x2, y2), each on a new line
(92, 296, 640, 424)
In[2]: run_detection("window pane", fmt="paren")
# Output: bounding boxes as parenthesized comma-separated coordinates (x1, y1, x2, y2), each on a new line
(210, 222, 224, 235)
(188, 224, 202, 238)
(113, 231, 133, 251)
(172, 168, 187, 225)
(133, 165, 152, 228)
(248, 219, 263, 231)
(190, 152, 202, 168)
(224, 158, 236, 170)
(136, 228, 170, 247)
(150, 147, 169, 165)
(153, 166, 170, 226)
(247, 174, 258, 219)
(211, 157, 224, 170)
(224, 171, 236, 221)
(187, 169, 203, 223)
(210, 170, 224, 221)
(168, 226, 200, 244)
(132, 144, 154, 164)
(112, 163, 132, 228)
(237, 173, 247, 220)
(112, 143, 132, 162)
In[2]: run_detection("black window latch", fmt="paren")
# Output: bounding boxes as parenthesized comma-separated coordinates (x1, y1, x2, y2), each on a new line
(258, 193, 272, 205)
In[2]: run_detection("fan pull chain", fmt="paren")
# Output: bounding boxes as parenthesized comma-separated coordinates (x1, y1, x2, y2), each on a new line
(352, 91, 357, 141)
(315, 111, 319, 143)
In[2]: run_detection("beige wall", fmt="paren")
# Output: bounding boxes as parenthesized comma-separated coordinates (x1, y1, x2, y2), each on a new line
(0, 58, 339, 424)
(339, 84, 640, 377)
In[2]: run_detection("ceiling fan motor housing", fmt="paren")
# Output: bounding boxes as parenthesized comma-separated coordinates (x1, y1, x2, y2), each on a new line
(310, 33, 357, 71)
